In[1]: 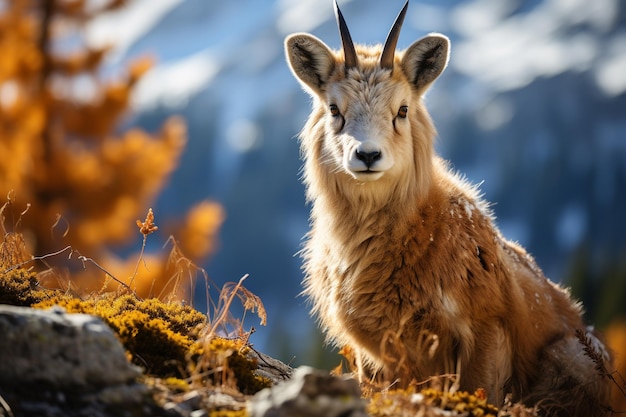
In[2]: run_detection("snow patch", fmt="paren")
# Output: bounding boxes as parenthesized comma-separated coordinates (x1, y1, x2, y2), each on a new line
(276, 0, 334, 34)
(451, 0, 617, 91)
(594, 33, 626, 96)
(86, 0, 184, 64)
(131, 50, 219, 110)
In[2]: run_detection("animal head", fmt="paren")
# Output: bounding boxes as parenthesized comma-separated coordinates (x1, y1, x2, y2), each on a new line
(285, 1, 450, 204)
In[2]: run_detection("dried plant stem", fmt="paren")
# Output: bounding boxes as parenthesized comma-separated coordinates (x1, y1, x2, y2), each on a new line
(576, 328, 626, 413)
(129, 208, 159, 296)
(77, 254, 140, 300)
(129, 233, 148, 293)
(205, 274, 250, 338)
(0, 393, 14, 417)
(610, 374, 626, 407)
(2, 245, 73, 274)
(2, 244, 140, 300)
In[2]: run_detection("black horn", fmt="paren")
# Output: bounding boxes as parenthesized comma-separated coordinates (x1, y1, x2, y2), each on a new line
(334, 0, 357, 69)
(380, 0, 409, 70)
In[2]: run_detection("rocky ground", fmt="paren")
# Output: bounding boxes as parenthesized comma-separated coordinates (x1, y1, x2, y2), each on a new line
(1, 303, 534, 417)
(0, 304, 373, 417)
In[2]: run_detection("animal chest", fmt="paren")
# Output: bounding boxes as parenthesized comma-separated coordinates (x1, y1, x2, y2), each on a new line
(324, 205, 487, 359)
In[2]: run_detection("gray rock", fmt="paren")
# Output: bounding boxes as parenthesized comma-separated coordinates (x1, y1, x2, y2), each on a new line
(0, 305, 174, 417)
(164, 401, 190, 416)
(247, 348, 294, 385)
(0, 305, 140, 388)
(249, 366, 368, 417)
(180, 390, 202, 410)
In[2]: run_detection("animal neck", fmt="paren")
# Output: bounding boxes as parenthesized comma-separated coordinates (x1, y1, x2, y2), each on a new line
(309, 168, 431, 241)
(301, 105, 437, 236)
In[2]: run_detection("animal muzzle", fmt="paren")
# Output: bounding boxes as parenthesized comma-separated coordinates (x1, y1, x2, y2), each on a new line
(345, 143, 392, 181)
(355, 149, 382, 168)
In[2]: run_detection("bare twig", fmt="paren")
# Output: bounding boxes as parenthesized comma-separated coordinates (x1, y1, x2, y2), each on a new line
(0, 392, 14, 417)
(50, 213, 70, 240)
(76, 254, 140, 300)
(129, 233, 148, 293)
(2, 240, 138, 301)
(2, 245, 73, 274)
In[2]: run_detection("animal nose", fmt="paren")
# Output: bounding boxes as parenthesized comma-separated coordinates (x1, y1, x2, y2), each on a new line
(355, 149, 382, 168)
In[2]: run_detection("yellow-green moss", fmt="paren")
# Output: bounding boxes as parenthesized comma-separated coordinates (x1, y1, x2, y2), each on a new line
(199, 337, 272, 395)
(31, 293, 269, 393)
(33, 293, 207, 378)
(0, 267, 58, 306)
(420, 388, 498, 416)
(161, 377, 190, 393)
(368, 387, 499, 417)
(112, 309, 197, 376)
(1, 265, 269, 397)
(208, 410, 248, 417)
(34, 293, 206, 334)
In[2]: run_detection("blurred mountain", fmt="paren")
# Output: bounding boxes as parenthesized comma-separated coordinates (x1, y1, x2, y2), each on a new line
(89, 0, 626, 367)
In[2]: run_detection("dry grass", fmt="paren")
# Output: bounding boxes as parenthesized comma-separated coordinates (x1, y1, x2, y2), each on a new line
(0, 195, 30, 268)
(576, 328, 626, 415)
(354, 325, 626, 417)
(338, 326, 625, 417)
(0, 204, 269, 414)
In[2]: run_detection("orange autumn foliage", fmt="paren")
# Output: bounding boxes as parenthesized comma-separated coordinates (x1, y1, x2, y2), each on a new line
(177, 201, 225, 262)
(0, 0, 223, 300)
(605, 321, 626, 413)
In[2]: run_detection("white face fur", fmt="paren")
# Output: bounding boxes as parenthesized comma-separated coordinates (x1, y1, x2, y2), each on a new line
(285, 4, 450, 190)
(324, 69, 415, 183)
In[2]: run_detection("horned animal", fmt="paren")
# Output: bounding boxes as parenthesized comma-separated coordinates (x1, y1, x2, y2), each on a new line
(284, 1, 612, 415)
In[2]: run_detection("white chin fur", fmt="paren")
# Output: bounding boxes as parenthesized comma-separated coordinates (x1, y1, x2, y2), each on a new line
(350, 171, 384, 182)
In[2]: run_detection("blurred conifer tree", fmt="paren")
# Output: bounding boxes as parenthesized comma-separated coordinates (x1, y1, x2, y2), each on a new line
(0, 0, 224, 299)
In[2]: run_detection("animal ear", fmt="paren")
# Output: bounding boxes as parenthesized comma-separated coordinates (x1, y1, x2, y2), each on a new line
(401, 34, 450, 91)
(285, 33, 336, 96)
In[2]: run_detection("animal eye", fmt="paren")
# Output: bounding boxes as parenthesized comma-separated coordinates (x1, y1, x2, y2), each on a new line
(397, 105, 408, 119)
(330, 104, 340, 117)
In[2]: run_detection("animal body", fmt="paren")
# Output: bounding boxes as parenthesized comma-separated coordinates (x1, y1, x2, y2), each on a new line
(284, 1, 612, 415)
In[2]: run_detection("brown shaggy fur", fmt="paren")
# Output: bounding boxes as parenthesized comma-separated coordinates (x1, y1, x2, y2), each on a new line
(285, 6, 612, 416)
